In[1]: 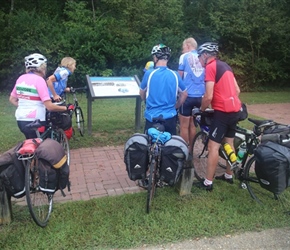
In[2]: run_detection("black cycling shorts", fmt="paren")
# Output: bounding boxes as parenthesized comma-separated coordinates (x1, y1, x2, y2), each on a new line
(208, 110, 240, 143)
(179, 97, 202, 116)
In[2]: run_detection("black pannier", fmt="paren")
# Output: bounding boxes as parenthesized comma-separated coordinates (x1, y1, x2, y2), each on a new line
(160, 135, 189, 186)
(46, 111, 72, 130)
(0, 143, 25, 198)
(124, 133, 149, 181)
(261, 124, 290, 147)
(254, 141, 290, 195)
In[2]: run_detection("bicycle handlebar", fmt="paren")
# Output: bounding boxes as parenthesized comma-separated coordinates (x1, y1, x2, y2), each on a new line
(70, 86, 87, 93)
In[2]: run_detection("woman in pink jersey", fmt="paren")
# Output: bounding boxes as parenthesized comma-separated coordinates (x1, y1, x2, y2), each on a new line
(9, 53, 74, 139)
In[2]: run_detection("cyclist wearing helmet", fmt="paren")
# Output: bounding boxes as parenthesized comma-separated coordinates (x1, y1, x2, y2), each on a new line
(143, 61, 154, 72)
(9, 53, 73, 139)
(178, 37, 205, 154)
(47, 57, 76, 102)
(195, 42, 242, 191)
(140, 44, 188, 135)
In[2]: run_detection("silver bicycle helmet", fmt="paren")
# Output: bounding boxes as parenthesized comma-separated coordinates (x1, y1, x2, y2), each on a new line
(197, 42, 219, 56)
(151, 44, 171, 60)
(25, 53, 47, 69)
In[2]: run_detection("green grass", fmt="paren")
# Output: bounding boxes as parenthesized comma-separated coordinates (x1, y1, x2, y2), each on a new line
(0, 91, 290, 249)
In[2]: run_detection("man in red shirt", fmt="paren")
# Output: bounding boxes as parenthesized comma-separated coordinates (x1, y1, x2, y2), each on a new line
(196, 42, 242, 191)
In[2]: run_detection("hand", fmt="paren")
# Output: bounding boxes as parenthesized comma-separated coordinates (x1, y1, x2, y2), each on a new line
(53, 95, 62, 102)
(192, 107, 201, 116)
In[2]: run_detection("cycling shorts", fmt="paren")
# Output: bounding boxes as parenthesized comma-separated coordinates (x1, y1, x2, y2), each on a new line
(144, 116, 177, 135)
(209, 110, 240, 143)
(179, 97, 202, 116)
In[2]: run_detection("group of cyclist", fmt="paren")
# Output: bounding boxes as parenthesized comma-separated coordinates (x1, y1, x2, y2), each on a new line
(9, 53, 75, 139)
(140, 39, 242, 191)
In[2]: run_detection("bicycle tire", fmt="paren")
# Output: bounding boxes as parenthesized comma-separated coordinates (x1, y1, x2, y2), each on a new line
(146, 159, 157, 214)
(75, 107, 85, 136)
(192, 131, 209, 181)
(54, 128, 70, 166)
(244, 156, 277, 204)
(25, 159, 53, 227)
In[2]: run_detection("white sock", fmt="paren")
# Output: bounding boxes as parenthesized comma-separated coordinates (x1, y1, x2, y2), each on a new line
(224, 173, 232, 179)
(204, 179, 213, 186)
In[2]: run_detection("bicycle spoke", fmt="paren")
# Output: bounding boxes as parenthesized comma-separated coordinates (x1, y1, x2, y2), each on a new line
(25, 159, 53, 227)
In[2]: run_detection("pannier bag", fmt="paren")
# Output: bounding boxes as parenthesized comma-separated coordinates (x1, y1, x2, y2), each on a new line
(160, 135, 189, 186)
(261, 124, 290, 148)
(35, 138, 70, 196)
(254, 141, 290, 195)
(0, 143, 26, 198)
(124, 133, 149, 181)
(46, 111, 72, 130)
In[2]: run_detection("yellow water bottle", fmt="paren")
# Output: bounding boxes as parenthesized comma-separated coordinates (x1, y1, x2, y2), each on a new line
(223, 143, 237, 163)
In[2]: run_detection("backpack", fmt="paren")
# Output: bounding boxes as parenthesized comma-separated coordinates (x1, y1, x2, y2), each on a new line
(261, 124, 290, 148)
(254, 141, 290, 195)
(0, 143, 26, 198)
(160, 135, 189, 186)
(35, 138, 70, 196)
(124, 133, 149, 181)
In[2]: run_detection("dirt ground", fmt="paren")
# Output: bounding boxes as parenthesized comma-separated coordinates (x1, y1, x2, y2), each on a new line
(127, 103, 290, 250)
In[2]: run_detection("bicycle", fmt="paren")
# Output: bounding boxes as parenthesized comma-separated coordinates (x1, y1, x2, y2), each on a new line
(16, 112, 71, 227)
(192, 109, 290, 206)
(68, 87, 86, 136)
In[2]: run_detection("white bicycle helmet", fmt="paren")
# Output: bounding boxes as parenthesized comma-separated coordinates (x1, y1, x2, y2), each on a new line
(197, 42, 219, 56)
(25, 53, 47, 69)
(151, 44, 171, 60)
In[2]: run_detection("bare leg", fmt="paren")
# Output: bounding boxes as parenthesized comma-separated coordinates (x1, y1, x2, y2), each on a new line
(179, 114, 190, 147)
(188, 116, 196, 152)
(206, 139, 221, 181)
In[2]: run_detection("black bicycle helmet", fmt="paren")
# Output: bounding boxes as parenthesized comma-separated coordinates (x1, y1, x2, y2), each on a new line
(151, 44, 171, 60)
(197, 42, 219, 56)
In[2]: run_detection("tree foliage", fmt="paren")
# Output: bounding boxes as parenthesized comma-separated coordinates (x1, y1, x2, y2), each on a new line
(0, 0, 289, 91)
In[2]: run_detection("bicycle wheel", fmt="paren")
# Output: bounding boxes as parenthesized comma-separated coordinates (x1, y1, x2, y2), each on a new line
(192, 131, 209, 181)
(54, 128, 70, 166)
(75, 107, 85, 136)
(25, 159, 53, 227)
(146, 159, 157, 214)
(244, 156, 277, 204)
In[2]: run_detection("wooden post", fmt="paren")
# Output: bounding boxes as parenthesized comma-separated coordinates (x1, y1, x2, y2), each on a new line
(177, 156, 194, 196)
(0, 183, 13, 225)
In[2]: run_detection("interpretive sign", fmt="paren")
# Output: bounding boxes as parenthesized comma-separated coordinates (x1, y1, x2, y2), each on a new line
(87, 76, 140, 98)
(86, 75, 142, 135)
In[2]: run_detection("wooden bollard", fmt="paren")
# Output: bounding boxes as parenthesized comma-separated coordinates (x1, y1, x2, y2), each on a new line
(177, 155, 194, 196)
(0, 183, 13, 225)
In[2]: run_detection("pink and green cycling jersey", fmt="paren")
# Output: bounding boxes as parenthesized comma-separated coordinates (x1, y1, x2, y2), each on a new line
(10, 73, 51, 121)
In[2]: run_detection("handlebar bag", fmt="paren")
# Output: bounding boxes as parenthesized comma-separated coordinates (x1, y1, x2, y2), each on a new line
(124, 133, 149, 181)
(160, 135, 189, 186)
(254, 141, 290, 195)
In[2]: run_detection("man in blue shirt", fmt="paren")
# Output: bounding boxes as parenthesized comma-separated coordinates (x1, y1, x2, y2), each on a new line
(140, 44, 188, 135)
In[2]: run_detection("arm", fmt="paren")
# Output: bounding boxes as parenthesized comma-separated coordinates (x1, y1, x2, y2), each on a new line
(46, 75, 62, 102)
(9, 95, 18, 107)
(175, 90, 188, 109)
(139, 89, 146, 101)
(43, 99, 67, 112)
(201, 81, 214, 111)
(234, 77, 240, 96)
(178, 70, 184, 78)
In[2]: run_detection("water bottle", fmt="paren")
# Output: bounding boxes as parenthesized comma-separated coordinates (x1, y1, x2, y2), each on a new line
(237, 142, 247, 163)
(223, 143, 237, 163)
